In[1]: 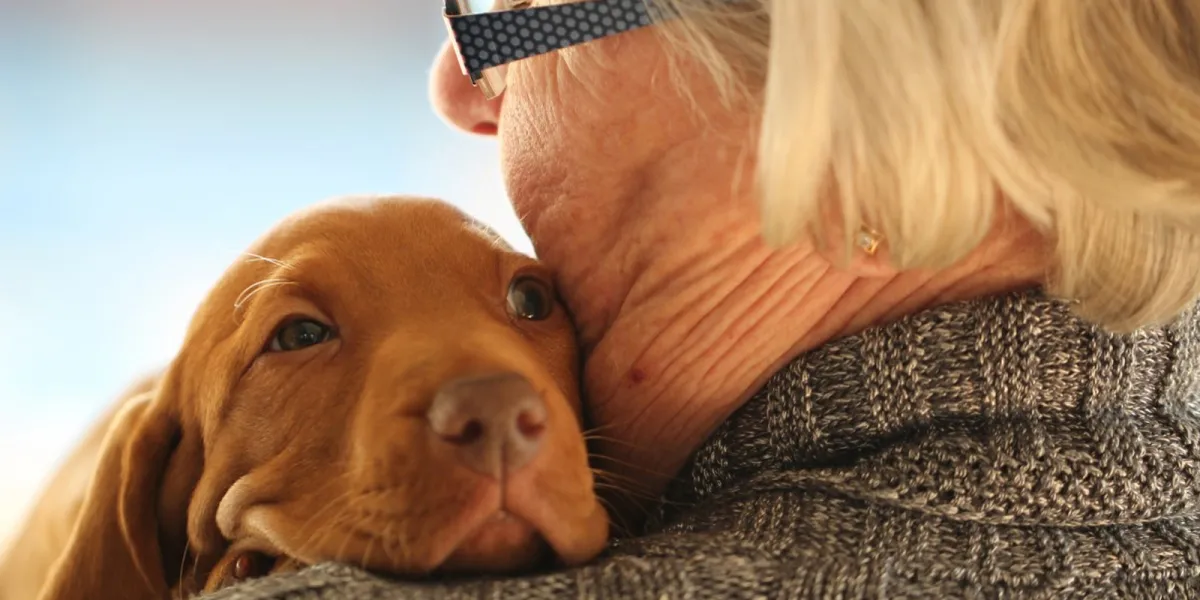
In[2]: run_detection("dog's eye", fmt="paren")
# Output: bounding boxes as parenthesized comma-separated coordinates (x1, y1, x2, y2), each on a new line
(230, 551, 275, 582)
(506, 275, 554, 321)
(267, 318, 333, 352)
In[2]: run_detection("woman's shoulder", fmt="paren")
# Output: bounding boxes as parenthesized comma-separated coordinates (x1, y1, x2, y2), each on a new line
(202, 485, 1200, 599)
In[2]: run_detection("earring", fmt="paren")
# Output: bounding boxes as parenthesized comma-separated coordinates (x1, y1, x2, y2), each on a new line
(856, 226, 882, 256)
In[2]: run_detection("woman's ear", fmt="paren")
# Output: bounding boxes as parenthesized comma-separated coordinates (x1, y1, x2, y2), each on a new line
(37, 388, 189, 600)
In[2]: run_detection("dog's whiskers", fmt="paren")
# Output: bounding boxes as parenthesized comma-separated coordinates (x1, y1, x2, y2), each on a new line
(589, 452, 671, 480)
(289, 482, 344, 555)
(380, 522, 399, 569)
(589, 471, 667, 509)
(581, 413, 647, 436)
(173, 542, 192, 600)
(592, 495, 635, 538)
(595, 468, 686, 508)
(592, 477, 662, 512)
(593, 495, 626, 533)
(241, 253, 295, 271)
(189, 545, 207, 597)
(362, 536, 376, 573)
(582, 434, 642, 449)
(591, 476, 658, 501)
(291, 484, 353, 565)
(580, 422, 627, 440)
(591, 463, 648, 488)
(232, 278, 298, 318)
(295, 488, 355, 562)
(590, 465, 646, 488)
(332, 506, 358, 566)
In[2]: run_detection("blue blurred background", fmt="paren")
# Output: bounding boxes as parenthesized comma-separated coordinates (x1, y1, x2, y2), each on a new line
(0, 0, 524, 543)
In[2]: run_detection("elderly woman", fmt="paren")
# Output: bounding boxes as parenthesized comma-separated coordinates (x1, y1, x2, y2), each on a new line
(217, 0, 1200, 598)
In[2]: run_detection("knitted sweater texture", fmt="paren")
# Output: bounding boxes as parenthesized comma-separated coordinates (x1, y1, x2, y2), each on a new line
(205, 290, 1200, 599)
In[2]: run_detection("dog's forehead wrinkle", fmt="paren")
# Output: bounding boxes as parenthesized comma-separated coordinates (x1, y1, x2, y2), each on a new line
(242, 204, 521, 311)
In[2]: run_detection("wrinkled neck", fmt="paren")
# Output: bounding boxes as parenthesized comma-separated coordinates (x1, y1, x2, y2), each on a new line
(523, 155, 1046, 528)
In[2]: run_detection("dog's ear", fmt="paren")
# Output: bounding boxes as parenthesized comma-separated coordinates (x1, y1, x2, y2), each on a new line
(37, 387, 188, 600)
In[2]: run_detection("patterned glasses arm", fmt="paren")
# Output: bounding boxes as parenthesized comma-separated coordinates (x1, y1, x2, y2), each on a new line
(443, 0, 658, 92)
(446, 0, 659, 72)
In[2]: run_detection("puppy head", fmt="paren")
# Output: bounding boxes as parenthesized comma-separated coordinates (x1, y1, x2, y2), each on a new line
(48, 196, 608, 599)
(200, 196, 609, 580)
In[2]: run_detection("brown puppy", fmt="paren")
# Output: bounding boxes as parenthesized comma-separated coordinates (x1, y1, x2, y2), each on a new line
(31, 196, 608, 600)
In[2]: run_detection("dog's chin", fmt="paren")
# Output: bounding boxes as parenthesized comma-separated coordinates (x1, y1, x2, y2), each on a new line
(240, 493, 598, 579)
(419, 476, 610, 577)
(434, 511, 552, 575)
(236, 460, 610, 578)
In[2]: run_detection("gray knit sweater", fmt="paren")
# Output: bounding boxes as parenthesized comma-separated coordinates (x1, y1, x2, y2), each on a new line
(205, 290, 1200, 599)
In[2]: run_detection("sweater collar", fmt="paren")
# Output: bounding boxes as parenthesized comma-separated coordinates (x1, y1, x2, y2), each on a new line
(663, 289, 1200, 527)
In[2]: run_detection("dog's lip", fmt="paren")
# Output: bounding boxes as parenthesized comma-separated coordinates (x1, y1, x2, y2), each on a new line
(429, 475, 606, 572)
(428, 498, 541, 569)
(230, 460, 608, 575)
(500, 477, 609, 567)
(483, 509, 518, 523)
(235, 484, 541, 575)
(454, 509, 533, 538)
(448, 509, 540, 552)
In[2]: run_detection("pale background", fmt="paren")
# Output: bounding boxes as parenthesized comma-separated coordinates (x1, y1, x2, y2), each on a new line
(0, 0, 526, 545)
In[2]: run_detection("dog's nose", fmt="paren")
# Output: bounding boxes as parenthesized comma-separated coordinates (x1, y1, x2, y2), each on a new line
(427, 372, 548, 478)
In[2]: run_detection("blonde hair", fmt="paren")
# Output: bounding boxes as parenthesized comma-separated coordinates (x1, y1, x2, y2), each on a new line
(647, 0, 1200, 332)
